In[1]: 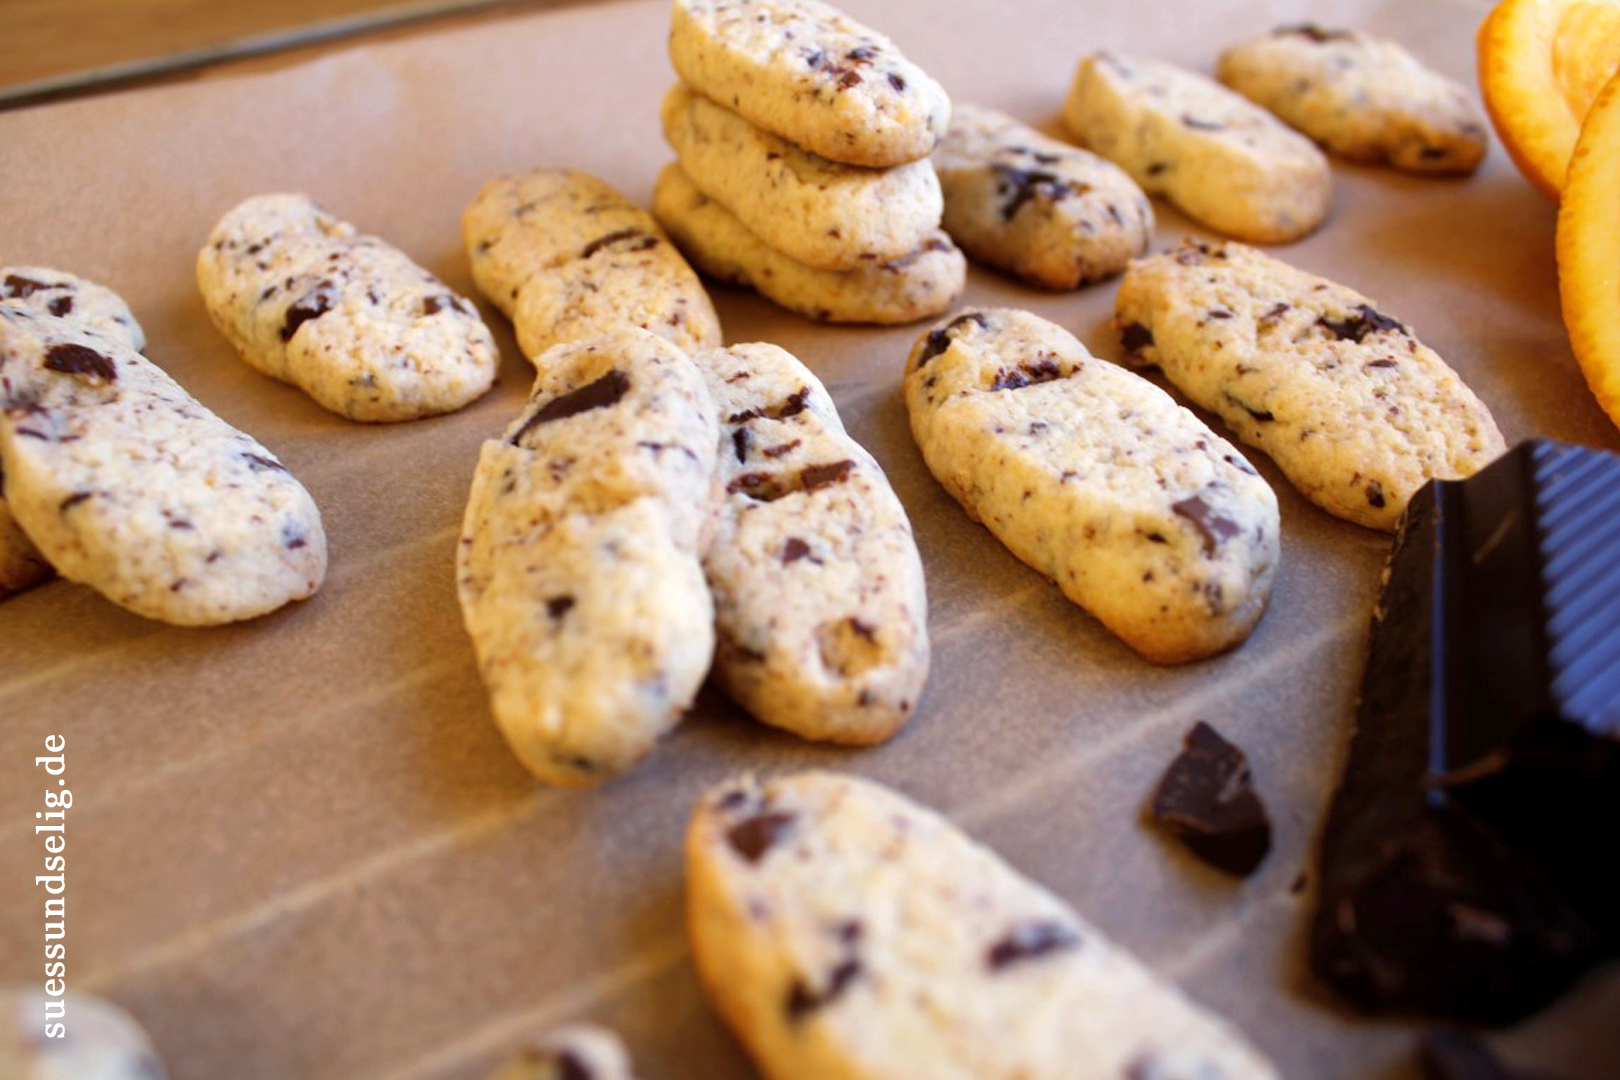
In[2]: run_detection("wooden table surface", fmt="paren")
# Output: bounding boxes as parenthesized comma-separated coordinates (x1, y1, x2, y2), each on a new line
(0, 0, 580, 105)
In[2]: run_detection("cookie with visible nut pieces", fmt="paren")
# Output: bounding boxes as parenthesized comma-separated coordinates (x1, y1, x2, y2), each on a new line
(1217, 25, 1488, 173)
(1114, 239, 1506, 530)
(653, 165, 964, 325)
(686, 770, 1282, 1080)
(1063, 52, 1332, 244)
(197, 193, 497, 422)
(463, 169, 721, 361)
(661, 83, 943, 270)
(934, 103, 1154, 289)
(699, 342, 929, 745)
(0, 305, 326, 625)
(456, 329, 718, 787)
(668, 0, 950, 167)
(904, 306, 1278, 664)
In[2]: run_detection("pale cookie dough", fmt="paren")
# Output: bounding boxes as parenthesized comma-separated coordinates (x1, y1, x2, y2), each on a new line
(1115, 239, 1506, 531)
(686, 771, 1283, 1080)
(485, 1025, 638, 1080)
(699, 343, 929, 745)
(2, 267, 147, 352)
(463, 169, 721, 360)
(904, 307, 1278, 664)
(1, 267, 149, 597)
(653, 165, 964, 325)
(934, 103, 1154, 290)
(1217, 25, 1488, 174)
(1, 989, 168, 1080)
(1063, 52, 1332, 244)
(662, 83, 943, 271)
(457, 329, 718, 787)
(0, 305, 326, 626)
(197, 194, 496, 422)
(668, 0, 950, 168)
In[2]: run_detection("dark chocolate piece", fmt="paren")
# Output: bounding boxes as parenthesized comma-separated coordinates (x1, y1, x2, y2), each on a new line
(986, 921, 1080, 970)
(1149, 721, 1271, 876)
(43, 343, 117, 382)
(726, 811, 796, 864)
(989, 358, 1063, 391)
(511, 369, 631, 445)
(1418, 1030, 1574, 1080)
(1311, 439, 1620, 1024)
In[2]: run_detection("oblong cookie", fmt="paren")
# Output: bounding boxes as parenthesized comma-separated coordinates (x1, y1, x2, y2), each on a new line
(653, 165, 964, 325)
(934, 103, 1154, 290)
(0, 306, 326, 625)
(197, 193, 497, 422)
(686, 771, 1282, 1080)
(699, 343, 929, 745)
(1115, 239, 1506, 530)
(463, 169, 721, 361)
(1, 267, 149, 597)
(1063, 52, 1331, 244)
(456, 329, 718, 787)
(1217, 25, 1488, 174)
(662, 83, 943, 270)
(904, 307, 1278, 664)
(668, 0, 950, 168)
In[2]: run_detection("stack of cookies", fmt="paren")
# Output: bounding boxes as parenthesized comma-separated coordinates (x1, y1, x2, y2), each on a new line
(653, 0, 965, 325)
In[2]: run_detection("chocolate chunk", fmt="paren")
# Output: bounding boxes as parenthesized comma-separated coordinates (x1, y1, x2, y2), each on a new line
(775, 386, 811, 419)
(992, 164, 1083, 221)
(1365, 480, 1386, 508)
(732, 427, 750, 463)
(888, 73, 905, 91)
(1149, 721, 1271, 876)
(546, 595, 575, 619)
(846, 46, 877, 63)
(2, 273, 50, 298)
(782, 537, 811, 563)
(421, 296, 445, 316)
(762, 439, 800, 459)
(785, 957, 861, 1020)
(726, 811, 796, 864)
(556, 1050, 593, 1080)
(986, 921, 1081, 970)
(990, 358, 1063, 391)
(281, 283, 335, 342)
(1311, 440, 1620, 1023)
(1277, 23, 1354, 42)
(43, 343, 117, 382)
(579, 228, 654, 259)
(1181, 115, 1224, 131)
(916, 311, 989, 367)
(511, 369, 631, 444)
(1172, 495, 1242, 556)
(1225, 392, 1275, 423)
(801, 459, 855, 492)
(837, 70, 862, 90)
(727, 471, 794, 502)
(1319, 303, 1406, 343)
(47, 296, 73, 317)
(243, 453, 288, 473)
(1120, 321, 1154, 353)
(59, 491, 92, 511)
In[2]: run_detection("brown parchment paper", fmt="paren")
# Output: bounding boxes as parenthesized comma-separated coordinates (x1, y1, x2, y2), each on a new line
(2, 0, 1618, 1077)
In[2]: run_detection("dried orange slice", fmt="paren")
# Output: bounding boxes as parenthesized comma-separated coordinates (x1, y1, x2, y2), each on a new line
(1557, 67, 1620, 431)
(1479, 0, 1620, 198)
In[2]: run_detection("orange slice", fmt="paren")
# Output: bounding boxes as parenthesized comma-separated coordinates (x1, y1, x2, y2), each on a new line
(1557, 67, 1620, 431)
(1479, 0, 1620, 198)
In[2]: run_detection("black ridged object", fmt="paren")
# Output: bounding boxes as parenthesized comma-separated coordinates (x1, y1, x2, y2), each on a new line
(1311, 439, 1620, 1024)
